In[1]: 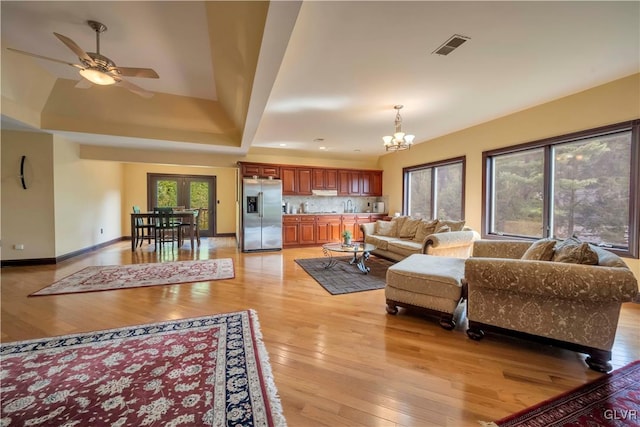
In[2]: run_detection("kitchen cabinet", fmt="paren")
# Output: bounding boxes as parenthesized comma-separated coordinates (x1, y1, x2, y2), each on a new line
(342, 214, 371, 241)
(338, 170, 361, 195)
(281, 168, 296, 195)
(341, 215, 358, 240)
(283, 213, 386, 247)
(282, 167, 312, 195)
(297, 168, 312, 195)
(283, 216, 300, 246)
(238, 162, 280, 178)
(239, 162, 381, 196)
(299, 216, 316, 244)
(316, 215, 341, 243)
(338, 170, 382, 196)
(312, 169, 338, 190)
(361, 171, 383, 196)
(371, 172, 382, 196)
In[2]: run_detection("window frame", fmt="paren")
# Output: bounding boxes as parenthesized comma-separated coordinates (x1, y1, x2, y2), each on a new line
(482, 120, 639, 258)
(403, 156, 466, 220)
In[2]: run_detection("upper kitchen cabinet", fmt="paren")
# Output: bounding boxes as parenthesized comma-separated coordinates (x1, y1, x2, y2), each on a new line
(338, 170, 382, 196)
(282, 167, 312, 195)
(312, 169, 338, 190)
(361, 170, 382, 196)
(338, 170, 360, 195)
(239, 162, 280, 179)
(241, 162, 381, 196)
(298, 168, 312, 194)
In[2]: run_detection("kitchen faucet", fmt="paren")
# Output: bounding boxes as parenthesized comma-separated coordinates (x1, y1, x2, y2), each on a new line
(346, 199, 353, 213)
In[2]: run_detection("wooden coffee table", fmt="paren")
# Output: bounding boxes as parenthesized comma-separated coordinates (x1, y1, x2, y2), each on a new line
(321, 242, 377, 274)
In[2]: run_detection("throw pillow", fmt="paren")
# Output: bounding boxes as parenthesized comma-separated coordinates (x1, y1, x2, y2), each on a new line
(435, 224, 451, 233)
(413, 219, 439, 242)
(399, 218, 422, 239)
(437, 219, 466, 232)
(554, 241, 599, 265)
(391, 216, 409, 235)
(375, 220, 397, 237)
(551, 236, 582, 262)
(521, 238, 556, 261)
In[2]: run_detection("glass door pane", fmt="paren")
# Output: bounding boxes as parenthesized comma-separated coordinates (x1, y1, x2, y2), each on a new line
(189, 180, 210, 234)
(148, 173, 216, 237)
(156, 179, 179, 208)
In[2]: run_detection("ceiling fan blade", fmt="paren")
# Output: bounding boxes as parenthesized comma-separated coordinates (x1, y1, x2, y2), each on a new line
(117, 78, 154, 98)
(6, 47, 83, 69)
(53, 32, 96, 66)
(116, 67, 159, 79)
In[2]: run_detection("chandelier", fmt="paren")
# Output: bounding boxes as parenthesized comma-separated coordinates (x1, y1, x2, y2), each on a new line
(382, 105, 415, 151)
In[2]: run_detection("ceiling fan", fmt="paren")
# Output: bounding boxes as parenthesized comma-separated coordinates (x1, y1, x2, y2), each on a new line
(7, 20, 159, 98)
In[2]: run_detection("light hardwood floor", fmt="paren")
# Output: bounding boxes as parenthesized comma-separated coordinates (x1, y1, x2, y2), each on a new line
(2, 238, 639, 426)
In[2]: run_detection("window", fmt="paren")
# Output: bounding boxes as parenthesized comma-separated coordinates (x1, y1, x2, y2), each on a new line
(484, 120, 639, 258)
(403, 157, 465, 220)
(147, 173, 217, 237)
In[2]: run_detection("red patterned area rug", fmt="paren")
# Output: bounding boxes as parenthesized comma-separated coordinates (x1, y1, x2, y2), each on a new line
(0, 310, 287, 426)
(30, 259, 235, 296)
(481, 360, 640, 426)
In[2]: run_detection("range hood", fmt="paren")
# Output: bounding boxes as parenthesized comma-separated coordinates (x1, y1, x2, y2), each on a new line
(312, 189, 338, 196)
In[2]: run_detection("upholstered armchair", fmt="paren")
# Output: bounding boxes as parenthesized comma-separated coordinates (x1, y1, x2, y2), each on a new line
(464, 239, 638, 372)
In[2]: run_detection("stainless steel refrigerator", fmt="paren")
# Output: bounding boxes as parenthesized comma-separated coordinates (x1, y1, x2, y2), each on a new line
(241, 178, 283, 252)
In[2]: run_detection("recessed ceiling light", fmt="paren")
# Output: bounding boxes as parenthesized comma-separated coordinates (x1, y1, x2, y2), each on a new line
(279, 143, 287, 147)
(319, 146, 327, 150)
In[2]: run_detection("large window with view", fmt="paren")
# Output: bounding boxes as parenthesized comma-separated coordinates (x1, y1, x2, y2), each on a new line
(484, 120, 639, 258)
(404, 157, 465, 220)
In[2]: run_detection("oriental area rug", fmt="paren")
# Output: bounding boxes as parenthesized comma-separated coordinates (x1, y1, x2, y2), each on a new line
(481, 359, 640, 426)
(0, 310, 287, 427)
(295, 255, 393, 295)
(30, 259, 235, 296)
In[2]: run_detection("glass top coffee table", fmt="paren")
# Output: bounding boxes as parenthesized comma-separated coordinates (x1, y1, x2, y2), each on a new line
(321, 242, 377, 274)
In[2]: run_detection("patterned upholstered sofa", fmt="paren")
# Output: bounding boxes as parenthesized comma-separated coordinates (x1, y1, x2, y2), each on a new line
(464, 239, 639, 372)
(360, 216, 480, 262)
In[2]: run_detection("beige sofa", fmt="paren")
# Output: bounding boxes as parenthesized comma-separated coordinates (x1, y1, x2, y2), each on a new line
(464, 239, 639, 372)
(360, 216, 479, 262)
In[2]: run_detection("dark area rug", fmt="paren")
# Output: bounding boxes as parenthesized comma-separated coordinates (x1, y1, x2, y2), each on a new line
(481, 359, 640, 426)
(295, 256, 393, 295)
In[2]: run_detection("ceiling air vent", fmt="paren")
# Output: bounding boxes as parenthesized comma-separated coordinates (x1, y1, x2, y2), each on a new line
(432, 34, 470, 56)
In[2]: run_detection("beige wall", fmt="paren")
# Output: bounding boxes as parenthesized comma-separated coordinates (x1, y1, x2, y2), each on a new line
(1, 130, 56, 259)
(122, 164, 238, 236)
(378, 73, 640, 277)
(1, 48, 57, 129)
(53, 136, 123, 256)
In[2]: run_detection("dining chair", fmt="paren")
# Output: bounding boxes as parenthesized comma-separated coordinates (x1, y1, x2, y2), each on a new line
(178, 208, 200, 247)
(132, 205, 155, 247)
(153, 207, 182, 250)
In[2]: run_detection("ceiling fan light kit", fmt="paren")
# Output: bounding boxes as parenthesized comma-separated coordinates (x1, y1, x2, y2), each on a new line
(383, 105, 415, 152)
(78, 68, 115, 85)
(7, 20, 158, 97)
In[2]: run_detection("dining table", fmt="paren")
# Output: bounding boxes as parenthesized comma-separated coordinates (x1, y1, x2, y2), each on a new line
(130, 210, 200, 251)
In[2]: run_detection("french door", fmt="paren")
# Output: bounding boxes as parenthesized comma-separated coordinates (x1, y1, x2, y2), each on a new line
(147, 174, 216, 237)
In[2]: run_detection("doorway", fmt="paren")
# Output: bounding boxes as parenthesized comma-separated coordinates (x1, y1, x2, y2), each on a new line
(147, 173, 216, 237)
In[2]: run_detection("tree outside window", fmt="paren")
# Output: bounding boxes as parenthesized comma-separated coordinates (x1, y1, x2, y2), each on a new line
(404, 158, 465, 220)
(484, 120, 638, 257)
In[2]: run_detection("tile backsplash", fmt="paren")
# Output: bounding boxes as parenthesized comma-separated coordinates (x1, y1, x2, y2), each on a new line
(283, 195, 388, 214)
